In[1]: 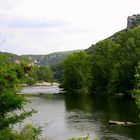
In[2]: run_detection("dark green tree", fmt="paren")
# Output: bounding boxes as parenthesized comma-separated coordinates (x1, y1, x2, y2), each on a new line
(63, 51, 90, 92)
(25, 66, 54, 85)
(132, 62, 140, 107)
(89, 26, 140, 95)
(36, 66, 53, 82)
(50, 62, 64, 83)
(108, 27, 140, 94)
(0, 55, 35, 139)
(89, 39, 117, 93)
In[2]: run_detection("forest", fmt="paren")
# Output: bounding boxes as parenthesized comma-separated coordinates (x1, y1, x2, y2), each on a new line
(62, 26, 140, 100)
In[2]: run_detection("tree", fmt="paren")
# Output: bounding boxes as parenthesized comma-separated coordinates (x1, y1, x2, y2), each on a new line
(63, 51, 90, 92)
(89, 26, 140, 95)
(89, 39, 117, 93)
(133, 62, 140, 107)
(50, 62, 64, 82)
(36, 66, 53, 82)
(0, 55, 35, 139)
(25, 66, 54, 85)
(107, 27, 140, 94)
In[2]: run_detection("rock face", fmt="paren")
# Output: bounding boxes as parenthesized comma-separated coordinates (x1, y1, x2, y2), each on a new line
(127, 14, 140, 29)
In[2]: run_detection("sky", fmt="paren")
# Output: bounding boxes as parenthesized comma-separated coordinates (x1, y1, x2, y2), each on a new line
(0, 0, 140, 55)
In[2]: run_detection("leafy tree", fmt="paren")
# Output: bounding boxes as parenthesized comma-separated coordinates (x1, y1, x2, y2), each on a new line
(108, 28, 140, 94)
(25, 66, 54, 85)
(89, 26, 140, 95)
(89, 39, 117, 93)
(21, 65, 38, 86)
(62, 25, 140, 96)
(0, 55, 35, 139)
(36, 66, 53, 82)
(50, 62, 64, 82)
(132, 62, 140, 107)
(63, 51, 90, 92)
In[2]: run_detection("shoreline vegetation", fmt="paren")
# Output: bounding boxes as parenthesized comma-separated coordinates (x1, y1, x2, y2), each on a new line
(0, 56, 41, 140)
(61, 25, 140, 100)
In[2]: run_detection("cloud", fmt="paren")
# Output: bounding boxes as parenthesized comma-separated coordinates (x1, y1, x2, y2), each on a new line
(0, 0, 21, 11)
(0, 34, 7, 47)
(1, 0, 140, 55)
(61, 24, 93, 34)
(7, 18, 68, 28)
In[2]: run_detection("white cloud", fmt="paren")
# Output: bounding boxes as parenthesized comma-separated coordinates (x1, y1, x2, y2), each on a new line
(0, 0, 140, 54)
(0, 0, 20, 11)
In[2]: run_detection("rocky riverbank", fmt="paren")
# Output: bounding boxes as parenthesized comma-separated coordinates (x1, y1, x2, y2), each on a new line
(21, 82, 60, 87)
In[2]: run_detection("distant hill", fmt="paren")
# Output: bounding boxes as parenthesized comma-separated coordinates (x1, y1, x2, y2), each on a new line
(0, 51, 22, 63)
(21, 50, 82, 66)
(0, 50, 82, 66)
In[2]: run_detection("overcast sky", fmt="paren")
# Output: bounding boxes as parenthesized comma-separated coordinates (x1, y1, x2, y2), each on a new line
(0, 0, 140, 55)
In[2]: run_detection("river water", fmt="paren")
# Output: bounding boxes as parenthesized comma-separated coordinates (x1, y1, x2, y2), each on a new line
(21, 86, 140, 140)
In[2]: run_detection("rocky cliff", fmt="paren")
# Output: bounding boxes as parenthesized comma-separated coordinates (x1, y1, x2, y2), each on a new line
(127, 14, 140, 29)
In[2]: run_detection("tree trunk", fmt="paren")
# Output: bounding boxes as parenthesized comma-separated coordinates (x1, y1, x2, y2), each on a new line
(109, 120, 140, 126)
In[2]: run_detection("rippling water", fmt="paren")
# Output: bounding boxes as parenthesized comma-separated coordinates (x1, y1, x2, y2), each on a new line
(21, 86, 140, 140)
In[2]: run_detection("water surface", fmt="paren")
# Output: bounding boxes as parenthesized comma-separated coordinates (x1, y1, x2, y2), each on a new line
(22, 86, 140, 140)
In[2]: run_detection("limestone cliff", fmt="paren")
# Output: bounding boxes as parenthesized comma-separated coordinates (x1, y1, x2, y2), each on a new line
(127, 14, 140, 29)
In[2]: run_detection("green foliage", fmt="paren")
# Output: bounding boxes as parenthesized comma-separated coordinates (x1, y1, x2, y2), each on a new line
(0, 55, 36, 139)
(25, 66, 54, 85)
(20, 124, 42, 140)
(62, 26, 140, 96)
(63, 51, 90, 92)
(89, 26, 140, 95)
(36, 66, 53, 82)
(132, 62, 140, 107)
(0, 128, 14, 140)
(89, 39, 117, 93)
(50, 62, 64, 82)
(68, 135, 89, 140)
(0, 124, 42, 140)
(68, 135, 98, 140)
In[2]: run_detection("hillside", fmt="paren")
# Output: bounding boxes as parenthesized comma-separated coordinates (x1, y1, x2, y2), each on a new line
(87, 14, 140, 53)
(21, 50, 81, 66)
(62, 14, 140, 97)
(0, 50, 81, 66)
(0, 51, 22, 63)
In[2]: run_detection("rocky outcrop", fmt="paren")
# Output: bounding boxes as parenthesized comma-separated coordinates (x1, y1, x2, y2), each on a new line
(127, 14, 140, 29)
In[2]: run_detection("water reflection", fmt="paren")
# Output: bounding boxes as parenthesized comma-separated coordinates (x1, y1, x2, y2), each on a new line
(22, 86, 140, 140)
(64, 93, 140, 140)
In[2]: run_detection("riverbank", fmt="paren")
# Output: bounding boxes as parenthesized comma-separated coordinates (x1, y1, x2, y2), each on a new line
(21, 82, 60, 87)
(20, 84, 62, 95)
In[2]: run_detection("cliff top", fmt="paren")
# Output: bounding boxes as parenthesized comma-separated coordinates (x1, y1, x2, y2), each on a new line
(127, 14, 140, 29)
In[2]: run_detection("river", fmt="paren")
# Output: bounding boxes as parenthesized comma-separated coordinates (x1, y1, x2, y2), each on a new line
(21, 86, 140, 140)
